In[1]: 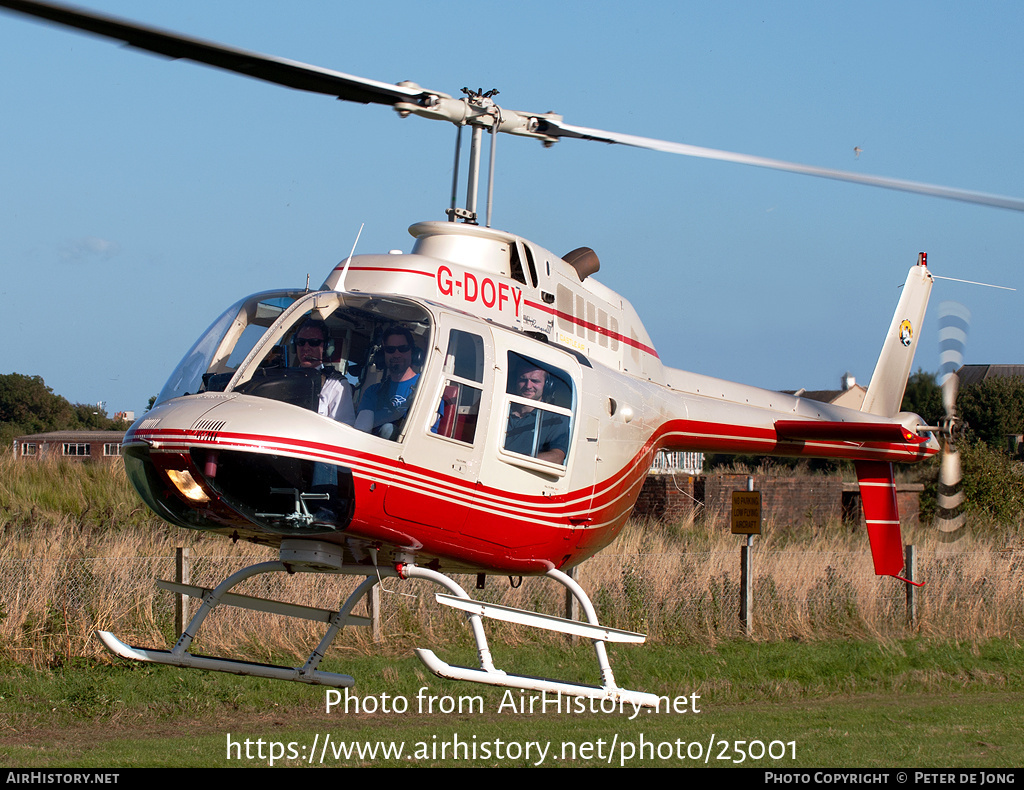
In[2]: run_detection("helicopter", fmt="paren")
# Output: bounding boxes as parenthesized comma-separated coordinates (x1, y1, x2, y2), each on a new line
(3, 1, 1022, 708)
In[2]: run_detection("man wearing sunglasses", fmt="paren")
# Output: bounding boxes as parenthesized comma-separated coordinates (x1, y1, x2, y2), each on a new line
(295, 319, 355, 425)
(293, 318, 357, 528)
(357, 325, 424, 439)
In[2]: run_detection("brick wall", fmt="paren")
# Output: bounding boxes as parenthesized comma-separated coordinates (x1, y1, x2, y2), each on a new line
(633, 474, 699, 522)
(635, 474, 922, 527)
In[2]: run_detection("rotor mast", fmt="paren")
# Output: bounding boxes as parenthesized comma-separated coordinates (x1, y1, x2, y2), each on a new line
(394, 85, 559, 228)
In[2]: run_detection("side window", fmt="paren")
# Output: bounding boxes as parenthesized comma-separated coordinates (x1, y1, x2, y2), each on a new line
(509, 242, 536, 288)
(502, 352, 574, 467)
(434, 329, 484, 444)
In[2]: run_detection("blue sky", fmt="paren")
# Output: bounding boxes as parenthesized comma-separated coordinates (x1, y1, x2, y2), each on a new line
(2, 1, 1021, 416)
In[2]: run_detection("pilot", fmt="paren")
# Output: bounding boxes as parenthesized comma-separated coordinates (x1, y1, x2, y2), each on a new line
(294, 318, 354, 528)
(295, 318, 355, 425)
(504, 363, 569, 464)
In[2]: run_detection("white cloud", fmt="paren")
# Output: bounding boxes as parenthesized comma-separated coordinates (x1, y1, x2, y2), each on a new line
(60, 236, 122, 261)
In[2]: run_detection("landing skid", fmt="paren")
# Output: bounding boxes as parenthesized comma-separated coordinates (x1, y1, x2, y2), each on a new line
(96, 629, 356, 687)
(95, 540, 659, 706)
(400, 564, 660, 708)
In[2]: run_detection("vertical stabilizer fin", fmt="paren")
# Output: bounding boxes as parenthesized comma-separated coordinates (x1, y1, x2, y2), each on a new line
(861, 253, 934, 417)
(854, 460, 905, 578)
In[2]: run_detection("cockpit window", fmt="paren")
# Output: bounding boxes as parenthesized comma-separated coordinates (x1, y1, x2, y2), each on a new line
(348, 313, 434, 440)
(160, 290, 434, 442)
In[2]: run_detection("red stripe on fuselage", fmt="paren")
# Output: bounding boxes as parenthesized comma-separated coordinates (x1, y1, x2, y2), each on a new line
(523, 299, 660, 358)
(334, 265, 435, 277)
(127, 415, 935, 522)
(126, 413, 934, 571)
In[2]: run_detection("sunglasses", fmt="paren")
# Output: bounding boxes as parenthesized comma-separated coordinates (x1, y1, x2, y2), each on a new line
(295, 337, 324, 347)
(384, 344, 411, 354)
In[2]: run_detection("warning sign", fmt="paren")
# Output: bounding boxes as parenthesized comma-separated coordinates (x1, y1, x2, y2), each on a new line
(731, 491, 762, 535)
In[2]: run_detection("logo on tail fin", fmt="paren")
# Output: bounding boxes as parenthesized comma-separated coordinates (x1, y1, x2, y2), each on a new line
(899, 319, 913, 347)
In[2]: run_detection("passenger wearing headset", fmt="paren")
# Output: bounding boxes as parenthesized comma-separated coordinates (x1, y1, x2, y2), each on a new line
(504, 362, 569, 464)
(295, 319, 355, 425)
(356, 325, 423, 439)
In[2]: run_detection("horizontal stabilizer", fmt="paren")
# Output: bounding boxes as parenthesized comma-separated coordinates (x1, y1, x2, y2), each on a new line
(775, 420, 926, 445)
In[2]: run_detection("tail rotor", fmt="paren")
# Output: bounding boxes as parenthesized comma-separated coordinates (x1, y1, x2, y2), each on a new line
(935, 302, 969, 540)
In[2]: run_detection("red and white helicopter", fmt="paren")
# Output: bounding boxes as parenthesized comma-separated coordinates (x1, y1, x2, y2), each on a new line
(5, 0, 1023, 708)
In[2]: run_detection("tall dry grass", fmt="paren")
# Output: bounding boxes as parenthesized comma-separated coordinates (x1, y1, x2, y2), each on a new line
(2, 454, 1022, 669)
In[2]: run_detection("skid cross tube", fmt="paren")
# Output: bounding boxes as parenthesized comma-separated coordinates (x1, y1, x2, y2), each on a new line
(97, 554, 401, 688)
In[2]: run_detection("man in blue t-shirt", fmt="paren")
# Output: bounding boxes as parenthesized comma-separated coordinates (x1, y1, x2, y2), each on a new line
(357, 326, 421, 440)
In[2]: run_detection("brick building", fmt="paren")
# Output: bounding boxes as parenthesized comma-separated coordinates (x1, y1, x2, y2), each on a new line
(13, 430, 126, 462)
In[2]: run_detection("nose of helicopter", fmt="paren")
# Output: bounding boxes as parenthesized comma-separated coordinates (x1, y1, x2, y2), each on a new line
(121, 394, 358, 539)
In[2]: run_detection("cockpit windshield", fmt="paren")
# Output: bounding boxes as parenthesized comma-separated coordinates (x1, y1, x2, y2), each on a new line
(157, 290, 435, 441)
(156, 290, 304, 406)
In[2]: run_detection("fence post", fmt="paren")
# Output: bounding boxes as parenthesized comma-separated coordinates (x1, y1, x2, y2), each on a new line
(905, 544, 917, 628)
(738, 476, 756, 637)
(368, 581, 382, 642)
(175, 546, 190, 634)
(740, 539, 753, 636)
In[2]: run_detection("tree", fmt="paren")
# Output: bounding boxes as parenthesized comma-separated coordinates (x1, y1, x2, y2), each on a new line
(900, 368, 943, 426)
(0, 374, 75, 437)
(958, 438, 1024, 524)
(73, 402, 119, 431)
(958, 376, 1024, 452)
(0, 373, 120, 446)
(900, 370, 1024, 452)
(909, 374, 1024, 525)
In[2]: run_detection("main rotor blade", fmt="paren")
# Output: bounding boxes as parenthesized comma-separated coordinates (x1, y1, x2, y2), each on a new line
(7, 1, 1024, 214)
(0, 0, 432, 106)
(542, 120, 1024, 213)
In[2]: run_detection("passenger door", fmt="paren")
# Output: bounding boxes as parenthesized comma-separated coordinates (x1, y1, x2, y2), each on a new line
(381, 316, 493, 530)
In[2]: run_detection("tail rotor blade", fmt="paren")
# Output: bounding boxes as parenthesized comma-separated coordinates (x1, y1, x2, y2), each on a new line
(935, 301, 969, 542)
(935, 444, 965, 541)
(938, 301, 970, 392)
(942, 371, 959, 421)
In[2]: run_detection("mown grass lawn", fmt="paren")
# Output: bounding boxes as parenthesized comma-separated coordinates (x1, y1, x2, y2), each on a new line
(2, 639, 1022, 768)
